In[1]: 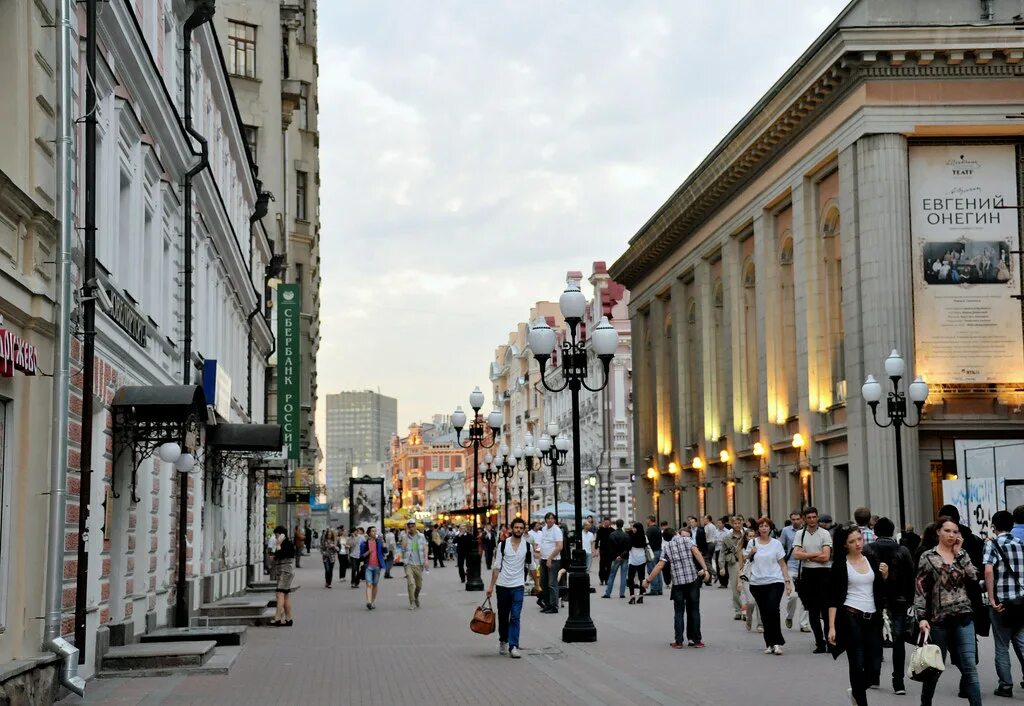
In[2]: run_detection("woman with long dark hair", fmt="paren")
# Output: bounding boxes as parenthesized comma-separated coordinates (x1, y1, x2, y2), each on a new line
(915, 516, 982, 706)
(320, 528, 339, 588)
(627, 521, 649, 604)
(270, 525, 296, 626)
(826, 526, 889, 706)
(739, 517, 791, 655)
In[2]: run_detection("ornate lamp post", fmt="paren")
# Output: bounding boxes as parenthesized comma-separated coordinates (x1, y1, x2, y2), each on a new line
(861, 349, 929, 532)
(483, 443, 521, 528)
(521, 433, 540, 523)
(537, 423, 570, 522)
(452, 387, 503, 592)
(528, 278, 619, 643)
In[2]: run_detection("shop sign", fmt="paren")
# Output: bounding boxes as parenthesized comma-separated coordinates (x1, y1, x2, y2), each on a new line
(0, 328, 38, 377)
(266, 480, 282, 501)
(101, 287, 148, 347)
(285, 485, 310, 503)
(276, 284, 301, 459)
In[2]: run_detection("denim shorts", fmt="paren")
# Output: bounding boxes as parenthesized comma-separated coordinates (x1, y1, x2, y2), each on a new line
(364, 566, 382, 585)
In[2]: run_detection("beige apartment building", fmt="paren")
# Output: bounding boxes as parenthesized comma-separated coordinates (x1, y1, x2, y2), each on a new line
(612, 0, 1024, 530)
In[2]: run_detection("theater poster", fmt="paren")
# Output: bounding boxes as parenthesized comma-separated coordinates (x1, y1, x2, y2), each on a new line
(909, 144, 1024, 383)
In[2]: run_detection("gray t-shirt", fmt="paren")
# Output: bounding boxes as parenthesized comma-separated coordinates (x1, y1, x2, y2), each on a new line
(793, 526, 833, 570)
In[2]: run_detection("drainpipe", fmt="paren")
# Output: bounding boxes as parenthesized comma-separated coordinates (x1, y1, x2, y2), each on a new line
(72, 0, 98, 669)
(177, 0, 216, 630)
(246, 188, 271, 420)
(46, 0, 86, 693)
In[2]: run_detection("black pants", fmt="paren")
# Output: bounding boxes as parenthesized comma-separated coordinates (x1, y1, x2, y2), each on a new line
(883, 606, 908, 685)
(750, 582, 786, 648)
(351, 559, 362, 587)
(797, 569, 829, 648)
(671, 579, 702, 643)
(323, 557, 335, 586)
(841, 610, 883, 706)
(717, 561, 729, 587)
(627, 564, 647, 597)
(598, 552, 612, 584)
(457, 552, 466, 582)
(484, 547, 494, 571)
(433, 545, 445, 567)
(338, 555, 349, 580)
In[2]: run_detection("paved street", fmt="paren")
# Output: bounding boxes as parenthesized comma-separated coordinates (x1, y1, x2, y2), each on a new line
(68, 558, 997, 706)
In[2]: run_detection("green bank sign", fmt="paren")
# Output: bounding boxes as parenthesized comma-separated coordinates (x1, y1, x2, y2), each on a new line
(277, 284, 301, 460)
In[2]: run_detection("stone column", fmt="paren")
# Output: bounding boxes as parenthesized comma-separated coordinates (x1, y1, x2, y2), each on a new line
(631, 307, 655, 518)
(848, 133, 922, 528)
(671, 279, 694, 516)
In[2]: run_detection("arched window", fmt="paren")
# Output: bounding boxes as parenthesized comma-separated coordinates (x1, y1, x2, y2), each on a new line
(821, 205, 845, 402)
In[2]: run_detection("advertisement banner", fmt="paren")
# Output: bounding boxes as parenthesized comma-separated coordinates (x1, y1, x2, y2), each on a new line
(349, 477, 385, 534)
(909, 144, 1023, 384)
(276, 284, 301, 459)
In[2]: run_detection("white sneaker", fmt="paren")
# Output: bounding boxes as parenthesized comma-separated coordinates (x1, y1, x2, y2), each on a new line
(509, 647, 521, 659)
(763, 647, 774, 654)
(772, 645, 783, 656)
(499, 642, 508, 655)
(756, 626, 764, 633)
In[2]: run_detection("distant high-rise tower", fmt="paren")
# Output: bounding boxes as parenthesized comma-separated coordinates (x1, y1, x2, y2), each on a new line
(325, 391, 398, 504)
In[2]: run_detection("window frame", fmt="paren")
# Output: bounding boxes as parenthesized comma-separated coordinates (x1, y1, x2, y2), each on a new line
(226, 20, 257, 79)
(295, 170, 308, 221)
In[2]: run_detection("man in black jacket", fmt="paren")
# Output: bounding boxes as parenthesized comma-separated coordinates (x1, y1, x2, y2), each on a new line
(868, 517, 915, 695)
(595, 517, 614, 585)
(601, 520, 630, 599)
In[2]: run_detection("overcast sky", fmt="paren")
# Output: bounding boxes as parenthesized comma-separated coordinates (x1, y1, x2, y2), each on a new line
(315, 0, 851, 436)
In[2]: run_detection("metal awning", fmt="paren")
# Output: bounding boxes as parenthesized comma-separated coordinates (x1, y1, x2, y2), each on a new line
(111, 385, 206, 421)
(207, 423, 282, 452)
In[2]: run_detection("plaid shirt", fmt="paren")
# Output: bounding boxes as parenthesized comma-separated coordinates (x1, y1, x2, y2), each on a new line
(660, 535, 700, 585)
(984, 532, 1024, 604)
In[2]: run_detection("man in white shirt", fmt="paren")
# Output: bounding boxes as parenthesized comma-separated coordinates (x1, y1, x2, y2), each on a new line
(537, 512, 564, 614)
(486, 517, 532, 658)
(702, 515, 718, 585)
(581, 520, 596, 577)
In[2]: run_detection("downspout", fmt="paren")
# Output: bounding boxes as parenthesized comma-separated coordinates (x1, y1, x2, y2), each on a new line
(46, 0, 86, 693)
(73, 0, 98, 669)
(177, 0, 216, 630)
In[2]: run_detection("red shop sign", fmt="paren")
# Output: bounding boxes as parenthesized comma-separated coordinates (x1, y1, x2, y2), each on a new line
(0, 329, 38, 377)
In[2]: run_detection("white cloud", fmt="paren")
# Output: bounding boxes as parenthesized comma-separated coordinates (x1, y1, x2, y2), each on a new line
(315, 0, 851, 431)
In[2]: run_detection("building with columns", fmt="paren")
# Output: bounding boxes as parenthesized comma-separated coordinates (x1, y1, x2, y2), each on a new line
(611, 0, 1024, 530)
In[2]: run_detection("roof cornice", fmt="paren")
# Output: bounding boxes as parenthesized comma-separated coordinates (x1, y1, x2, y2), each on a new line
(609, 24, 1024, 291)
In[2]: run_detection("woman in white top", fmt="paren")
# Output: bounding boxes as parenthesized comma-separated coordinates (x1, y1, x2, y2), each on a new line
(738, 517, 792, 655)
(826, 526, 889, 706)
(626, 522, 649, 604)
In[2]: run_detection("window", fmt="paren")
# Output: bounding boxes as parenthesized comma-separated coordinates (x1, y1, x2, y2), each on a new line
(243, 125, 258, 165)
(226, 21, 257, 78)
(295, 170, 308, 220)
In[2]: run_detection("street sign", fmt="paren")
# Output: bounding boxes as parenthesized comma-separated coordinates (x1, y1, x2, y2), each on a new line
(277, 284, 301, 459)
(285, 485, 310, 503)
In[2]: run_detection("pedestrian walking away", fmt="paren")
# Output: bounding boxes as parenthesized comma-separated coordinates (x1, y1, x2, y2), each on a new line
(482, 523, 496, 571)
(320, 527, 339, 588)
(644, 526, 709, 648)
(486, 517, 532, 658)
(581, 520, 596, 579)
(432, 523, 447, 568)
(596, 517, 614, 585)
(867, 517, 915, 695)
(602, 519, 630, 599)
(349, 527, 364, 588)
(538, 513, 563, 613)
(402, 520, 428, 609)
(740, 517, 792, 655)
(361, 526, 386, 610)
(915, 515, 983, 706)
(626, 521, 650, 605)
(780, 511, 811, 633)
(270, 526, 296, 627)
(337, 527, 350, 582)
(793, 507, 833, 653)
(456, 525, 473, 583)
(384, 528, 397, 579)
(293, 523, 304, 568)
(984, 509, 1024, 698)
(827, 525, 889, 706)
(645, 515, 664, 595)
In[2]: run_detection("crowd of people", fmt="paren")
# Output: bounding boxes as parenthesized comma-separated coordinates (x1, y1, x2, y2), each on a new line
(265, 502, 1024, 705)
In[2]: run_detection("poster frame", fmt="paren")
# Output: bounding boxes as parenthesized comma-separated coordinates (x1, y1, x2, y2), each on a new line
(348, 476, 385, 534)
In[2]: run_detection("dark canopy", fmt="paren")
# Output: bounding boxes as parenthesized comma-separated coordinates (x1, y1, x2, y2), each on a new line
(111, 385, 206, 422)
(207, 423, 283, 452)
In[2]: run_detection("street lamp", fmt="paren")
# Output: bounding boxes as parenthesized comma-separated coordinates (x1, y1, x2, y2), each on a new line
(691, 454, 705, 517)
(862, 349, 929, 531)
(791, 432, 812, 509)
(528, 279, 618, 643)
(752, 441, 775, 519)
(452, 387, 503, 591)
(536, 425, 570, 522)
(484, 444, 520, 527)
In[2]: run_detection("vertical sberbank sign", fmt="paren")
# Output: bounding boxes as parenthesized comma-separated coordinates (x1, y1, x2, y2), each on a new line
(277, 283, 301, 459)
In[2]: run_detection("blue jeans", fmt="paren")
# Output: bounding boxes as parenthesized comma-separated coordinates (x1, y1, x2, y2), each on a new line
(603, 558, 628, 597)
(364, 566, 381, 585)
(671, 579, 702, 643)
(921, 615, 981, 706)
(991, 607, 1024, 689)
(647, 550, 663, 593)
(541, 561, 561, 610)
(496, 585, 524, 648)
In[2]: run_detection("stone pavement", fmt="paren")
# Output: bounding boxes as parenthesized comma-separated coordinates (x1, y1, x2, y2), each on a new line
(65, 557, 997, 706)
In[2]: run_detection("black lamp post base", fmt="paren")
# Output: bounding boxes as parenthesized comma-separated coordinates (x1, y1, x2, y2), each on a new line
(562, 549, 597, 643)
(465, 551, 484, 592)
